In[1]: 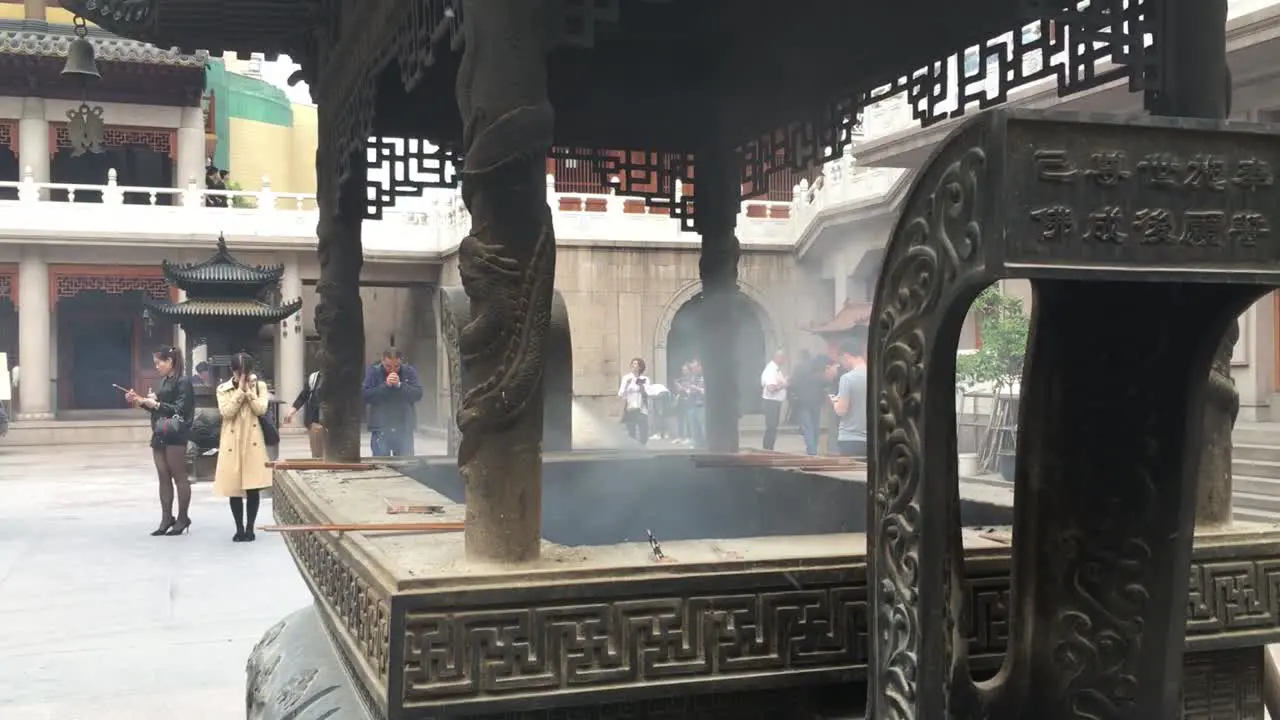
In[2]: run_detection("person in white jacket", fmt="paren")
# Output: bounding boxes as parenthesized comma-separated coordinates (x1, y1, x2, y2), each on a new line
(760, 349, 789, 451)
(618, 357, 650, 446)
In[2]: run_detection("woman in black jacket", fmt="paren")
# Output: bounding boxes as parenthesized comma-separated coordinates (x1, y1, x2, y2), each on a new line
(127, 346, 195, 536)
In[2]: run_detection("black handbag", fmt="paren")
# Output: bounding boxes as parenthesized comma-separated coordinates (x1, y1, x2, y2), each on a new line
(153, 413, 188, 443)
(259, 415, 280, 447)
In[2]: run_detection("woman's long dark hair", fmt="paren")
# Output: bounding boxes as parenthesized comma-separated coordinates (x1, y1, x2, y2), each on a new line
(229, 352, 255, 377)
(154, 345, 184, 377)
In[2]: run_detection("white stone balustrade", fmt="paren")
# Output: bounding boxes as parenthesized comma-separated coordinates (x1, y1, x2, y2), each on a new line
(787, 157, 908, 235)
(0, 157, 905, 256)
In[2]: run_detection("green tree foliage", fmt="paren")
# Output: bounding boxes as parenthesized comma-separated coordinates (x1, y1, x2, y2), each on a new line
(225, 179, 257, 209)
(955, 286, 1029, 394)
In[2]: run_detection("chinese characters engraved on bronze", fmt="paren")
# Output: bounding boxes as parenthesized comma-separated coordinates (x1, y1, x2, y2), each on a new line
(1027, 148, 1275, 254)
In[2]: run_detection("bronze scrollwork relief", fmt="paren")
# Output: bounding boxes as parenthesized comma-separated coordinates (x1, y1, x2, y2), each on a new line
(868, 122, 990, 719)
(867, 110, 1280, 720)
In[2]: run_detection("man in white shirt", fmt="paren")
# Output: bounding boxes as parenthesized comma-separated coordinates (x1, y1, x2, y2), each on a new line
(760, 349, 788, 451)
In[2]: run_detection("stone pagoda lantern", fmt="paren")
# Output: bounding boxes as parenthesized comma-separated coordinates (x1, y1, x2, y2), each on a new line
(144, 234, 302, 478)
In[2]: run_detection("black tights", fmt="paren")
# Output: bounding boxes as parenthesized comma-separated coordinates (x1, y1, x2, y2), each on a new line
(230, 489, 262, 535)
(152, 445, 191, 522)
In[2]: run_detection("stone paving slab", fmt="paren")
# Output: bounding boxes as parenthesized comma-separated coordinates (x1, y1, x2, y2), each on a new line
(0, 434, 449, 720)
(0, 428, 818, 718)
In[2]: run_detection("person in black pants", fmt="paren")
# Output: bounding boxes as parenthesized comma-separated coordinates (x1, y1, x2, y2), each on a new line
(215, 352, 274, 542)
(759, 349, 789, 451)
(286, 370, 326, 459)
(127, 345, 195, 537)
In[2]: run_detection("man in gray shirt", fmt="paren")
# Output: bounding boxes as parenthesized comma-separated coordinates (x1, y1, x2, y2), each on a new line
(832, 334, 868, 457)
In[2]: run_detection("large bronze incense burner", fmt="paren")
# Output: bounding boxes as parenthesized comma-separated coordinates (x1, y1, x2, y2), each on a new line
(64, 0, 1280, 718)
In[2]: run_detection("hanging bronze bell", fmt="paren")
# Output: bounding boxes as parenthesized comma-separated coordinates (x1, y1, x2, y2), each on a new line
(62, 37, 101, 81)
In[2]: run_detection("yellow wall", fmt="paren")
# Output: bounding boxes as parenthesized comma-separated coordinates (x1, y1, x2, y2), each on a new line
(224, 105, 317, 208)
(288, 104, 318, 197)
(227, 117, 293, 199)
(45, 6, 77, 23)
(0, 2, 84, 23)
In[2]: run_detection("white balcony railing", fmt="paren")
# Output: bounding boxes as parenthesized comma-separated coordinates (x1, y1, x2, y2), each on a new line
(0, 157, 908, 257)
(788, 155, 908, 237)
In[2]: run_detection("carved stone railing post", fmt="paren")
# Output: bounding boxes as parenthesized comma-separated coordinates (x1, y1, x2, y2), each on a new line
(103, 168, 123, 205)
(453, 0, 557, 563)
(183, 176, 202, 207)
(17, 165, 36, 203)
(257, 174, 276, 213)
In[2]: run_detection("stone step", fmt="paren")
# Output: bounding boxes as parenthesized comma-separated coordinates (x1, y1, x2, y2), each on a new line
(1232, 506, 1280, 524)
(3, 418, 152, 446)
(1235, 423, 1280, 446)
(1236, 443, 1280, 462)
(1235, 458, 1280, 480)
(1233, 490, 1280, 515)
(1234, 474, 1280, 497)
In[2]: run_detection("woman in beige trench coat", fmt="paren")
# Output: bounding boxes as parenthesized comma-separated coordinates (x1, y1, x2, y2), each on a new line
(214, 352, 273, 542)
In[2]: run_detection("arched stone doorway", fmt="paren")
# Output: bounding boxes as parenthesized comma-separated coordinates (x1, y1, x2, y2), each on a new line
(656, 282, 777, 417)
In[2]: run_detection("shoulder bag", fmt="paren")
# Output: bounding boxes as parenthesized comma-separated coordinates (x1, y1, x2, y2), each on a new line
(256, 383, 281, 446)
(153, 412, 188, 443)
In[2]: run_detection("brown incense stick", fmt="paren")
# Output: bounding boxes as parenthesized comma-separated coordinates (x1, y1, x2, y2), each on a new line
(260, 522, 464, 533)
(266, 461, 378, 471)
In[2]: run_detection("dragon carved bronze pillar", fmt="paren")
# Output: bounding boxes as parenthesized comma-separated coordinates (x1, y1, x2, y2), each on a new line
(697, 144, 743, 454)
(313, 133, 367, 463)
(454, 0, 556, 563)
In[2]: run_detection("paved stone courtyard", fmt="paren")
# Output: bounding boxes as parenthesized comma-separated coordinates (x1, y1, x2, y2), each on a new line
(0, 433, 437, 720)
(0, 424, 803, 719)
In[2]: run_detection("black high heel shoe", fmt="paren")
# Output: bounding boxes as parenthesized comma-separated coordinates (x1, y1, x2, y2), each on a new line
(244, 531, 256, 542)
(150, 518, 175, 537)
(166, 518, 192, 536)
(232, 531, 246, 542)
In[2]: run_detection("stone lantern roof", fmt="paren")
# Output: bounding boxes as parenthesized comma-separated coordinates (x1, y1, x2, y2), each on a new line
(160, 233, 284, 291)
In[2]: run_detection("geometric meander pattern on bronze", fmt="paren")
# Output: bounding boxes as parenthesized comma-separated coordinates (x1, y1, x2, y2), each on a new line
(401, 589, 863, 700)
(1187, 561, 1280, 632)
(273, 467, 1280, 709)
(273, 486, 391, 684)
(398, 554, 1280, 704)
(1182, 647, 1264, 720)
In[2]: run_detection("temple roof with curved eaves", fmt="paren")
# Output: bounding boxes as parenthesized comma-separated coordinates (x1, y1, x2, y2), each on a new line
(162, 234, 285, 288)
(58, 0, 304, 61)
(143, 296, 303, 322)
(0, 21, 208, 67)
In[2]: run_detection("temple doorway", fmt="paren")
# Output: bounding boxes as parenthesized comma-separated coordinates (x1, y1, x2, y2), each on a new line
(49, 126, 175, 205)
(0, 122, 16, 200)
(0, 275, 15, 386)
(54, 277, 174, 412)
(666, 292, 769, 416)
